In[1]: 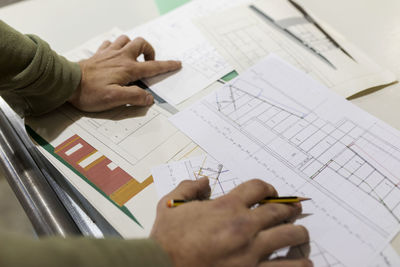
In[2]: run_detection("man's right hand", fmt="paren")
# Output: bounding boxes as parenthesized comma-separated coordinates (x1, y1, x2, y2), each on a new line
(150, 178, 312, 267)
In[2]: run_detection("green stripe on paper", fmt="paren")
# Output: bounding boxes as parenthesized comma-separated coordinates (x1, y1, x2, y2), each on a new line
(221, 70, 239, 82)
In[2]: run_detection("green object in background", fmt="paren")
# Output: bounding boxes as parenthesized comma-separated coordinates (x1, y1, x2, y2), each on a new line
(221, 70, 239, 82)
(154, 0, 192, 14)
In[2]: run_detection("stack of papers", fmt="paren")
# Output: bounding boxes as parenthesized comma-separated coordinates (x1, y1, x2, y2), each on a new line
(195, 0, 396, 98)
(125, 0, 251, 105)
(125, 0, 396, 104)
(26, 0, 399, 266)
(162, 55, 400, 266)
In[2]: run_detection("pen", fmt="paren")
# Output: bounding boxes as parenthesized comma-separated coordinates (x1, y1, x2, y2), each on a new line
(167, 196, 311, 207)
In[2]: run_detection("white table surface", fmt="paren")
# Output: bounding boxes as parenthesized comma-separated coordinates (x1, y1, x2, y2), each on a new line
(1, 0, 400, 254)
(0, 0, 159, 53)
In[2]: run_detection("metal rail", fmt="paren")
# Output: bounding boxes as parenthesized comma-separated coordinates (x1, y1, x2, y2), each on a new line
(0, 107, 81, 236)
(0, 98, 121, 237)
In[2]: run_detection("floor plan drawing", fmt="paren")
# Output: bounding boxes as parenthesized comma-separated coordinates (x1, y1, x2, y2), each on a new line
(27, 102, 196, 237)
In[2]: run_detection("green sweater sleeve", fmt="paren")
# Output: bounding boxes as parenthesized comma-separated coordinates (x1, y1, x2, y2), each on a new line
(0, 21, 174, 267)
(0, 20, 81, 116)
(0, 231, 172, 267)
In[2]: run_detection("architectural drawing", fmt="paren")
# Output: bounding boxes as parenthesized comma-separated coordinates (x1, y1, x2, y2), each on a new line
(171, 55, 400, 266)
(152, 155, 242, 199)
(196, 3, 395, 97)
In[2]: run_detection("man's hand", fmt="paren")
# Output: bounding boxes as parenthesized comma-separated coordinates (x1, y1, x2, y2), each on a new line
(151, 178, 312, 267)
(68, 35, 181, 112)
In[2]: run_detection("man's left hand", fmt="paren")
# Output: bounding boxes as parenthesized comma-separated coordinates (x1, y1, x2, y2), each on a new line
(68, 35, 181, 112)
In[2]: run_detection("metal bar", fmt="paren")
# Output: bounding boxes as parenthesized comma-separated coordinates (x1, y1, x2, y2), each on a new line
(0, 107, 81, 236)
(0, 98, 120, 237)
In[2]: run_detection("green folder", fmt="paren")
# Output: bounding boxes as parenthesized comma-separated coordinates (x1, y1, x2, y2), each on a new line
(154, 0, 191, 14)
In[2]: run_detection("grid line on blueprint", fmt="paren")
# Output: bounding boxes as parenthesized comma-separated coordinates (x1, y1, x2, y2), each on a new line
(205, 74, 400, 234)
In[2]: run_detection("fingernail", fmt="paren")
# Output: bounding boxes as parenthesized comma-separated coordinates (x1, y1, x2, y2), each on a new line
(199, 176, 209, 181)
(146, 94, 154, 105)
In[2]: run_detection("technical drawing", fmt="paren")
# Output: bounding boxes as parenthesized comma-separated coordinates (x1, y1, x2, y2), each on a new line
(60, 103, 193, 178)
(196, 5, 396, 100)
(28, 99, 195, 232)
(152, 155, 243, 199)
(271, 241, 344, 267)
(187, 156, 242, 198)
(55, 134, 153, 207)
(171, 56, 400, 266)
(199, 9, 335, 85)
(211, 74, 400, 224)
(300, 242, 344, 267)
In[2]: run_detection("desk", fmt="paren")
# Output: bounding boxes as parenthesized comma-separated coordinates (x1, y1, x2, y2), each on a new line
(1, 0, 400, 253)
(0, 0, 159, 53)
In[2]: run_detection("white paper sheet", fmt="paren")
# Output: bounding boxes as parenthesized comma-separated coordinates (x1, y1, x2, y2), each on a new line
(195, 0, 396, 98)
(370, 245, 400, 267)
(170, 55, 400, 266)
(125, 0, 252, 105)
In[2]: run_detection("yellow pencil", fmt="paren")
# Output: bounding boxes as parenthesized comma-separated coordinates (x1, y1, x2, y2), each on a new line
(167, 196, 311, 208)
(259, 196, 311, 204)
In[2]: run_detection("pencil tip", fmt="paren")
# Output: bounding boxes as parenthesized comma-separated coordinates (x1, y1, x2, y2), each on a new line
(298, 197, 312, 202)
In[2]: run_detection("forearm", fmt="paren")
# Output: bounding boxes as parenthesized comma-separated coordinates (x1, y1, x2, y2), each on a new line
(0, 231, 172, 267)
(0, 20, 81, 116)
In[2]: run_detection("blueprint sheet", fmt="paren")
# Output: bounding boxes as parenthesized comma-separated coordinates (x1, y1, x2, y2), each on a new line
(170, 55, 400, 266)
(125, 0, 252, 105)
(152, 153, 400, 266)
(152, 155, 242, 199)
(196, 0, 396, 98)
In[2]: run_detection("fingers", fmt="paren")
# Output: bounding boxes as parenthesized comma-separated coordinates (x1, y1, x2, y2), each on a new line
(104, 85, 154, 108)
(97, 40, 111, 52)
(164, 177, 211, 202)
(124, 37, 156, 60)
(253, 225, 309, 257)
(259, 259, 313, 267)
(110, 35, 131, 50)
(98, 36, 182, 82)
(132, 60, 182, 79)
(251, 203, 302, 230)
(227, 179, 278, 207)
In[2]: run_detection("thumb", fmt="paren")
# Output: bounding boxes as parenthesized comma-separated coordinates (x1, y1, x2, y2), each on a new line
(109, 85, 154, 107)
(165, 177, 211, 202)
